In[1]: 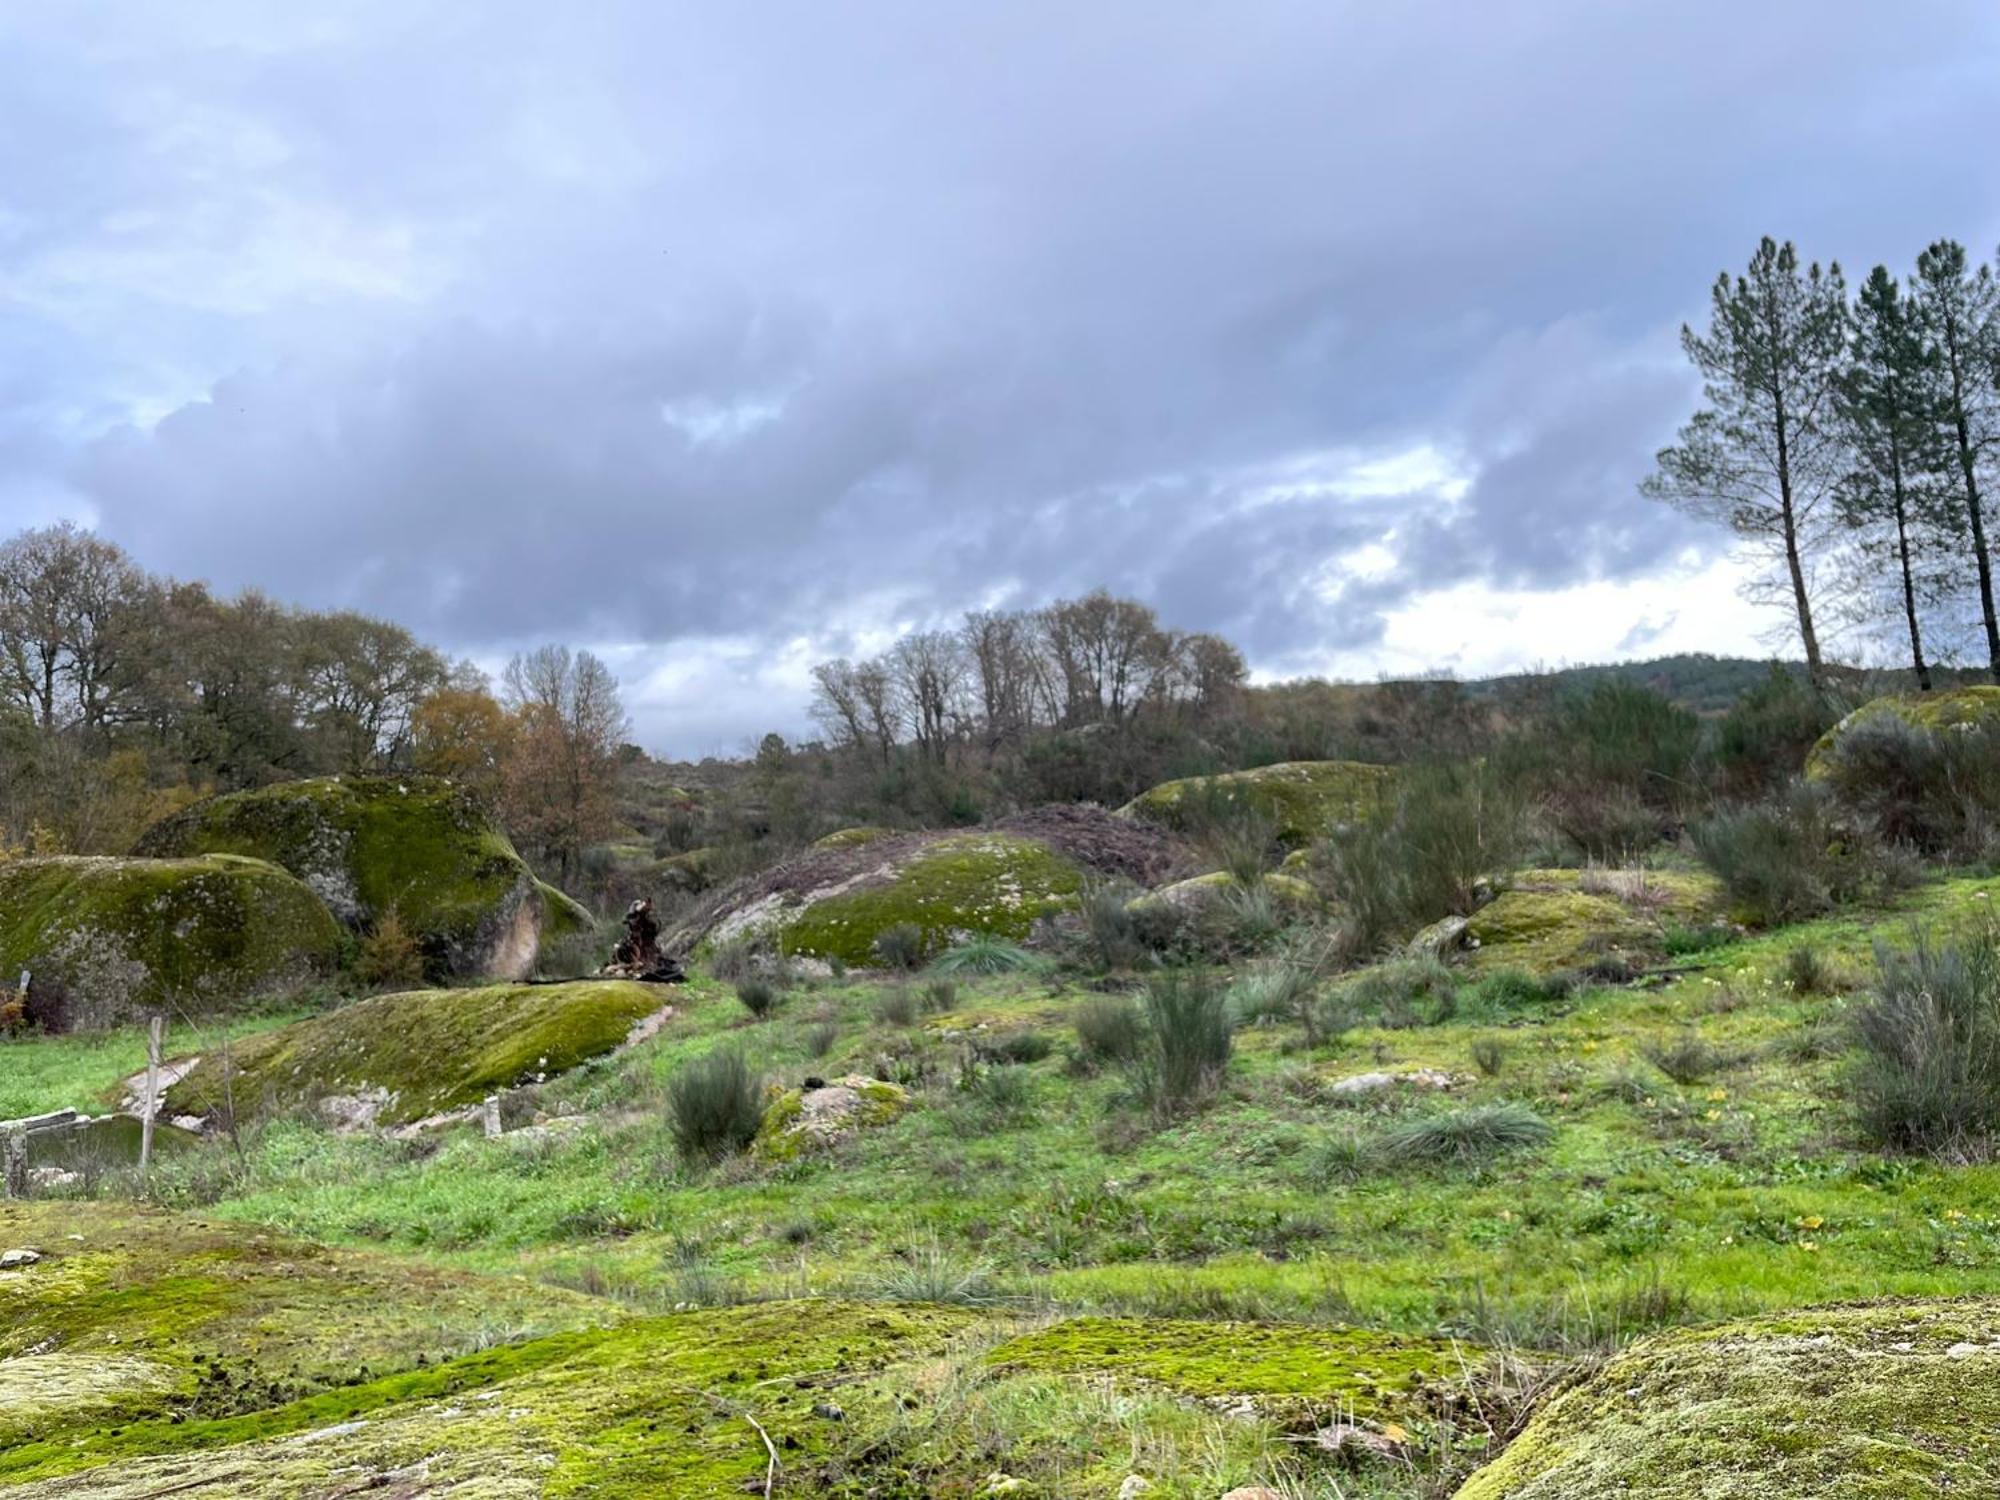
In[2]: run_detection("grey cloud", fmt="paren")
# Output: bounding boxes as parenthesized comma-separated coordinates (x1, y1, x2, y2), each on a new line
(8, 2, 2000, 749)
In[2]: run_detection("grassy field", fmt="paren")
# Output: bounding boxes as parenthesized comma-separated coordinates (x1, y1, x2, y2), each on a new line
(6, 872, 1998, 1495)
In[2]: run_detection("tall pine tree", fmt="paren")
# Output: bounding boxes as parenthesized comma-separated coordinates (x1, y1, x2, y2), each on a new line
(1912, 240, 2000, 679)
(1644, 238, 1847, 684)
(1836, 266, 1952, 689)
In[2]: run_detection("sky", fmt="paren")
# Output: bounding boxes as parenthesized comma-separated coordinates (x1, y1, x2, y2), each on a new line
(6, 3, 2000, 756)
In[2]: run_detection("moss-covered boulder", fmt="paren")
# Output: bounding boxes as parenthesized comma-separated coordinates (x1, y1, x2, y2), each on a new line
(1463, 868, 1724, 975)
(1455, 1298, 2000, 1498)
(162, 979, 669, 1128)
(536, 881, 596, 940)
(1128, 869, 1319, 918)
(1118, 760, 1393, 846)
(753, 1073, 913, 1161)
(0, 855, 341, 1030)
(711, 832, 1086, 967)
(134, 775, 542, 981)
(1806, 684, 2000, 777)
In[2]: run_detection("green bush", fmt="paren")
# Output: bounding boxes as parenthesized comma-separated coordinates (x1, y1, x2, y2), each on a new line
(1179, 778, 1280, 886)
(1816, 714, 2000, 861)
(735, 978, 779, 1020)
(875, 987, 918, 1027)
(1707, 666, 1841, 797)
(984, 1030, 1053, 1065)
(1641, 1030, 1733, 1085)
(1318, 758, 1528, 957)
(1473, 967, 1560, 1010)
(1376, 1102, 1555, 1167)
(1304, 1129, 1374, 1185)
(1470, 1036, 1508, 1076)
(1853, 923, 2000, 1158)
(1074, 995, 1146, 1066)
(920, 978, 958, 1014)
(667, 1048, 764, 1164)
(354, 912, 427, 990)
(873, 922, 927, 970)
(1784, 942, 1838, 996)
(1079, 880, 1150, 970)
(1130, 970, 1233, 1113)
(1338, 955, 1460, 1029)
(1692, 780, 1911, 926)
(805, 1021, 839, 1059)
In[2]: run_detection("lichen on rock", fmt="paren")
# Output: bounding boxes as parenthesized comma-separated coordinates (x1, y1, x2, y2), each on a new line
(1454, 1298, 2000, 1498)
(134, 774, 543, 980)
(1805, 685, 2000, 779)
(0, 854, 342, 1030)
(162, 979, 669, 1128)
(1118, 760, 1394, 846)
(753, 1073, 913, 1161)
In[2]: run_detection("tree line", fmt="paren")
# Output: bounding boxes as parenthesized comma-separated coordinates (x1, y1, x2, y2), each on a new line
(1648, 236, 2000, 688)
(0, 522, 626, 881)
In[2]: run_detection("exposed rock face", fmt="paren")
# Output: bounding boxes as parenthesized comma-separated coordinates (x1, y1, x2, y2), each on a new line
(1462, 868, 1726, 975)
(1805, 685, 2000, 779)
(1453, 1298, 2000, 1498)
(1118, 760, 1395, 846)
(135, 774, 543, 981)
(0, 854, 342, 1029)
(753, 1074, 913, 1159)
(162, 979, 671, 1129)
(1128, 870, 1318, 919)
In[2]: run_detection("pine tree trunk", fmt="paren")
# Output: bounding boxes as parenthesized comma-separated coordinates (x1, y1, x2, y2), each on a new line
(1890, 448, 1932, 691)
(1944, 331, 2000, 680)
(1773, 388, 1824, 683)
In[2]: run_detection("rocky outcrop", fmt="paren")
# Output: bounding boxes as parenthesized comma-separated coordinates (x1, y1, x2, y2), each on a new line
(0, 854, 342, 1029)
(1806, 685, 2000, 779)
(135, 775, 543, 981)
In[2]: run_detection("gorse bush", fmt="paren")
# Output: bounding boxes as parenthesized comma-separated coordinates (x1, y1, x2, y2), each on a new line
(1376, 1103, 1555, 1167)
(873, 922, 927, 970)
(1784, 942, 1838, 996)
(1692, 780, 1909, 926)
(1073, 995, 1145, 1066)
(735, 978, 779, 1020)
(1852, 922, 2000, 1159)
(354, 912, 427, 989)
(1078, 880, 1150, 971)
(1129, 970, 1232, 1113)
(1707, 666, 1841, 798)
(1319, 758, 1528, 957)
(667, 1048, 764, 1164)
(1641, 1031, 1733, 1085)
(1816, 715, 2000, 862)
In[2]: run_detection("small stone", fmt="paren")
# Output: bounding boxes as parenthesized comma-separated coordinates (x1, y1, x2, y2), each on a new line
(1219, 1488, 1285, 1500)
(1118, 1477, 1152, 1499)
(812, 1401, 845, 1421)
(0, 1247, 42, 1269)
(983, 1475, 1027, 1495)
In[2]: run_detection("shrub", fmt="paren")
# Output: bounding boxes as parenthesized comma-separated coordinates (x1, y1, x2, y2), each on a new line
(1376, 1103, 1555, 1167)
(805, 1021, 839, 1059)
(1319, 759, 1529, 957)
(1473, 967, 1559, 1010)
(1471, 1036, 1508, 1076)
(1130, 970, 1233, 1112)
(1816, 714, 2000, 861)
(1707, 666, 1841, 798)
(920, 978, 958, 1014)
(930, 936, 1041, 975)
(1304, 1129, 1374, 1185)
(1641, 1030, 1731, 1085)
(873, 922, 927, 970)
(710, 938, 760, 987)
(1784, 943, 1838, 997)
(667, 1048, 764, 1163)
(735, 978, 779, 1020)
(1225, 959, 1322, 1039)
(1079, 880, 1150, 970)
(1852, 923, 2000, 1158)
(1338, 955, 1460, 1029)
(862, 1235, 999, 1306)
(1180, 778, 1280, 886)
(961, 1060, 1033, 1119)
(1074, 996, 1146, 1066)
(1664, 922, 1738, 957)
(875, 987, 918, 1027)
(984, 1030, 1053, 1065)
(1692, 780, 1910, 926)
(354, 912, 428, 989)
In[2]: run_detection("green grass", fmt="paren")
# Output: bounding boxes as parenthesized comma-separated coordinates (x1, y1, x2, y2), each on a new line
(8, 872, 2000, 1495)
(0, 1010, 304, 1119)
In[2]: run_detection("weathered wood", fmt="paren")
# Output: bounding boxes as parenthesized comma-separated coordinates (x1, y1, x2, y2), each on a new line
(1, 1108, 79, 1135)
(1, 1128, 24, 1199)
(140, 1013, 164, 1173)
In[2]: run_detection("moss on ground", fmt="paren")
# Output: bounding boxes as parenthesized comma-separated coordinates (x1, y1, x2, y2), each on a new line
(134, 775, 540, 980)
(162, 980, 667, 1126)
(1119, 760, 1395, 845)
(1129, 869, 1320, 918)
(1806, 685, 2000, 778)
(2, 1296, 978, 1497)
(778, 833, 1085, 966)
(991, 1315, 1485, 1427)
(0, 855, 341, 1029)
(0, 1200, 615, 1460)
(1455, 1298, 2000, 1498)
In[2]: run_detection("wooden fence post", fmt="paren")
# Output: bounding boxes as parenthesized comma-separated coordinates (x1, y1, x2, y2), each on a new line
(139, 1013, 164, 1174)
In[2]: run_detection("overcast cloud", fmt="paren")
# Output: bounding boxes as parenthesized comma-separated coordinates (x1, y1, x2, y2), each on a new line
(6, 2, 2000, 753)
